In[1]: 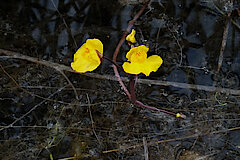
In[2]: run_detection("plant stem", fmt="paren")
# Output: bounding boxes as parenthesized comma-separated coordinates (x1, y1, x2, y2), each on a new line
(129, 76, 137, 103)
(135, 101, 177, 117)
(102, 56, 122, 70)
(129, 75, 186, 118)
(96, 50, 125, 72)
(110, 1, 186, 118)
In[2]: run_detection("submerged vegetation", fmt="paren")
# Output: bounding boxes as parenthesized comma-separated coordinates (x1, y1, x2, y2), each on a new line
(0, 0, 240, 159)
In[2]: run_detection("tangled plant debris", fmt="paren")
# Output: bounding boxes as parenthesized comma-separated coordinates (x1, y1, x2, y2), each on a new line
(0, 0, 240, 159)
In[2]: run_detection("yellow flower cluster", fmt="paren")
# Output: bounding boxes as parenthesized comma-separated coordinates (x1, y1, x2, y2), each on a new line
(71, 30, 163, 76)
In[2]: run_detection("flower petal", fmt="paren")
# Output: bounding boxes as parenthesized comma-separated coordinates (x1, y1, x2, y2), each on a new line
(126, 45, 149, 62)
(126, 29, 137, 44)
(71, 38, 103, 73)
(122, 62, 143, 75)
(86, 38, 103, 55)
(139, 62, 153, 76)
(146, 55, 163, 72)
(71, 57, 100, 73)
(137, 55, 163, 76)
(73, 43, 87, 61)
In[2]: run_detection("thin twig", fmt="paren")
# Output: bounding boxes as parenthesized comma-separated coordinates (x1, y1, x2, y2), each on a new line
(167, 24, 183, 67)
(58, 154, 90, 160)
(57, 69, 79, 100)
(0, 85, 66, 132)
(103, 126, 240, 153)
(143, 137, 149, 160)
(50, 0, 78, 48)
(137, 78, 240, 95)
(86, 94, 101, 144)
(0, 63, 72, 104)
(1, 49, 240, 95)
(209, 1, 240, 30)
(217, 12, 231, 72)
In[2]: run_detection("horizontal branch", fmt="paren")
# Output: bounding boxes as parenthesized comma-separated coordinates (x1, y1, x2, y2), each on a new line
(0, 48, 239, 95)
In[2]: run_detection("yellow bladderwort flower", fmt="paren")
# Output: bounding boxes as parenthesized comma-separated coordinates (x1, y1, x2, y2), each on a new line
(71, 38, 103, 73)
(122, 45, 163, 76)
(176, 113, 181, 118)
(126, 29, 137, 44)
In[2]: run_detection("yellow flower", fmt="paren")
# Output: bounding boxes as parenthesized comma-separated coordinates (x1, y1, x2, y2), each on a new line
(126, 29, 137, 44)
(122, 45, 163, 76)
(176, 113, 181, 118)
(71, 38, 103, 73)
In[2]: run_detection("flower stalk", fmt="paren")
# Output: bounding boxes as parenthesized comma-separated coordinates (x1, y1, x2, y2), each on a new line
(96, 50, 122, 70)
(128, 76, 186, 118)
(70, 0, 186, 119)
(129, 76, 137, 103)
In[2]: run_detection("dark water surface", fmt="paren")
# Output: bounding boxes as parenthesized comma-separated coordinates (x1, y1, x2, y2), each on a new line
(0, 0, 240, 159)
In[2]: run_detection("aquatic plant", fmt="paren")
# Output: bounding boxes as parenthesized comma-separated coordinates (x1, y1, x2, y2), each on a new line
(71, 29, 185, 118)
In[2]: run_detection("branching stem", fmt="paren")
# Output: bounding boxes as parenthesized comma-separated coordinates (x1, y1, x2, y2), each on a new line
(110, 1, 186, 119)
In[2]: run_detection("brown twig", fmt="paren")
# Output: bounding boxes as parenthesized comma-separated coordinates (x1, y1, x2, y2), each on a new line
(217, 12, 231, 72)
(57, 69, 79, 100)
(102, 126, 240, 153)
(143, 137, 149, 160)
(50, 0, 78, 48)
(1, 49, 240, 95)
(86, 94, 101, 144)
(211, 1, 240, 31)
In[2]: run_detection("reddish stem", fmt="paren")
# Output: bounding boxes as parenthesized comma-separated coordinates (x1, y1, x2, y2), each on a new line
(135, 101, 176, 117)
(129, 76, 179, 117)
(112, 1, 149, 62)
(129, 76, 137, 103)
(102, 56, 121, 70)
(113, 65, 131, 99)
(112, 1, 149, 105)
(111, 1, 186, 118)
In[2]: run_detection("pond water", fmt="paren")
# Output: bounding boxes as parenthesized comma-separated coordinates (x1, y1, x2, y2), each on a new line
(0, 0, 240, 159)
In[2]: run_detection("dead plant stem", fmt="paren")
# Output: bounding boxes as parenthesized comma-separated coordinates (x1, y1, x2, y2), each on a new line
(50, 0, 77, 48)
(57, 69, 79, 100)
(217, 12, 231, 72)
(1, 49, 240, 95)
(86, 94, 101, 144)
(143, 137, 149, 160)
(103, 126, 240, 153)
